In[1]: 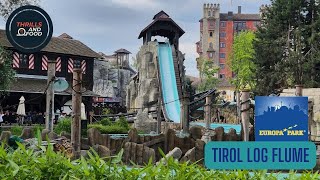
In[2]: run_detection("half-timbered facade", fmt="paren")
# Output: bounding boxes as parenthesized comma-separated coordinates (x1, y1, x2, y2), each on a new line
(0, 30, 101, 115)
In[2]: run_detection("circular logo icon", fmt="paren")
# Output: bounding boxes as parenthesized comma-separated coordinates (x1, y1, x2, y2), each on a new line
(6, 5, 53, 53)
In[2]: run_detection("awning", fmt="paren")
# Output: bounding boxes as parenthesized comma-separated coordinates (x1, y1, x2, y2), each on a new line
(5, 78, 99, 97)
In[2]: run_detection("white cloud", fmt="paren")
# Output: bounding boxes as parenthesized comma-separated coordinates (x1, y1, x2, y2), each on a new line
(179, 42, 199, 77)
(108, 0, 162, 10)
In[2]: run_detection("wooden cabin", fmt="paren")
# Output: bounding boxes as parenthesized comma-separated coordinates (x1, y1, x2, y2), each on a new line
(0, 29, 101, 115)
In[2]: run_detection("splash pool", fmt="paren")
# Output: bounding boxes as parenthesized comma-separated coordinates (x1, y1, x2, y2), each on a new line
(190, 122, 242, 134)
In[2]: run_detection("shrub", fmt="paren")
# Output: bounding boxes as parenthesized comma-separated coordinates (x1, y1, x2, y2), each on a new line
(32, 124, 45, 136)
(88, 124, 128, 134)
(54, 117, 71, 134)
(115, 116, 129, 130)
(102, 108, 112, 115)
(10, 126, 23, 136)
(97, 118, 112, 126)
(0, 142, 317, 179)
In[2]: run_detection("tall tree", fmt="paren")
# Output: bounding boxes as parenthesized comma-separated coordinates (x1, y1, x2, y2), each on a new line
(227, 30, 256, 90)
(253, 0, 320, 95)
(0, 0, 40, 20)
(197, 57, 219, 92)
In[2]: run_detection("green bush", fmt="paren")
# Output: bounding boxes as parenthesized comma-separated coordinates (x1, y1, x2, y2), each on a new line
(97, 118, 112, 126)
(88, 124, 128, 134)
(10, 126, 23, 136)
(0, 142, 317, 179)
(54, 117, 71, 134)
(115, 116, 129, 130)
(32, 124, 45, 136)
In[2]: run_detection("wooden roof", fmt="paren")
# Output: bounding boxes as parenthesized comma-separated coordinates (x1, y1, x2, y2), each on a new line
(0, 29, 101, 58)
(138, 11, 185, 39)
(114, 48, 131, 54)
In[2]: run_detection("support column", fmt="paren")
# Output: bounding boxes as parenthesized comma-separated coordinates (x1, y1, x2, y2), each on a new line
(241, 90, 250, 141)
(157, 96, 162, 134)
(236, 91, 241, 124)
(205, 94, 212, 129)
(180, 94, 190, 134)
(295, 84, 303, 96)
(46, 59, 56, 132)
(71, 60, 82, 157)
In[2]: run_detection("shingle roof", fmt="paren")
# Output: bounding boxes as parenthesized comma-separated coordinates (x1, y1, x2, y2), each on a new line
(0, 29, 101, 58)
(114, 48, 131, 54)
(138, 11, 185, 39)
(6, 78, 99, 97)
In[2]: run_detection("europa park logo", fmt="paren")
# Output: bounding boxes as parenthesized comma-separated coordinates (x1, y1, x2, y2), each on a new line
(6, 5, 53, 53)
(255, 96, 308, 141)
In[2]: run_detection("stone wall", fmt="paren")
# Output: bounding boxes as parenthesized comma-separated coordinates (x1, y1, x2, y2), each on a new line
(280, 88, 318, 141)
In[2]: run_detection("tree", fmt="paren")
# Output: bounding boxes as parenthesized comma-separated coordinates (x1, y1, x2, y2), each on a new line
(253, 0, 320, 95)
(227, 31, 256, 91)
(0, 0, 40, 20)
(197, 57, 219, 92)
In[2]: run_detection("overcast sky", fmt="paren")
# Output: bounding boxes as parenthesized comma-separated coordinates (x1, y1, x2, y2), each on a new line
(0, 0, 270, 77)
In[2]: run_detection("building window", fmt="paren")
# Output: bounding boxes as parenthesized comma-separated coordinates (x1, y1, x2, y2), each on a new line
(220, 42, 226, 48)
(209, 42, 213, 49)
(208, 11, 211, 17)
(234, 21, 246, 30)
(220, 32, 226, 38)
(219, 64, 225, 69)
(210, 32, 213, 37)
(19, 53, 29, 68)
(220, 21, 226, 27)
(219, 53, 225, 58)
(219, 74, 225, 79)
(209, 52, 213, 58)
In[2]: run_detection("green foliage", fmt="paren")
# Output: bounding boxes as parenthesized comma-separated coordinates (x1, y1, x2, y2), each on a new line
(54, 117, 72, 134)
(0, 141, 317, 179)
(253, 0, 320, 95)
(115, 116, 129, 130)
(0, 0, 40, 20)
(98, 118, 112, 126)
(228, 31, 256, 90)
(102, 108, 112, 115)
(197, 58, 219, 92)
(0, 47, 16, 95)
(10, 126, 23, 136)
(88, 124, 128, 134)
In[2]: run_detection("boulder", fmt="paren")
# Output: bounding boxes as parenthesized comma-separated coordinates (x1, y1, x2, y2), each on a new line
(41, 129, 50, 140)
(189, 126, 203, 140)
(0, 131, 12, 143)
(225, 128, 238, 141)
(92, 145, 111, 158)
(134, 109, 157, 134)
(61, 131, 71, 139)
(128, 128, 139, 143)
(215, 127, 225, 141)
(20, 128, 34, 139)
(123, 142, 155, 165)
(180, 147, 196, 163)
(48, 132, 59, 140)
(88, 128, 102, 146)
(195, 139, 205, 164)
(80, 150, 88, 158)
(157, 147, 182, 165)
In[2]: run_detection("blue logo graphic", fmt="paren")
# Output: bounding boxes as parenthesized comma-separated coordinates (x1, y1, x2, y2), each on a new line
(255, 96, 308, 141)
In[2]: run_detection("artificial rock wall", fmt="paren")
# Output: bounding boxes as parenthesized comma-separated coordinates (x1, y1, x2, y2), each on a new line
(280, 88, 318, 141)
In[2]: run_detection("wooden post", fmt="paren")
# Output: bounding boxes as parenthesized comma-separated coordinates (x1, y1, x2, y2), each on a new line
(71, 60, 82, 157)
(205, 94, 212, 130)
(157, 96, 161, 134)
(236, 91, 241, 124)
(241, 90, 250, 141)
(46, 59, 56, 132)
(180, 94, 190, 134)
(295, 84, 303, 96)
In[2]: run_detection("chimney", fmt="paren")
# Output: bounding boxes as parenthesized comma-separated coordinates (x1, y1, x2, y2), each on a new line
(238, 6, 242, 14)
(228, 11, 233, 20)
